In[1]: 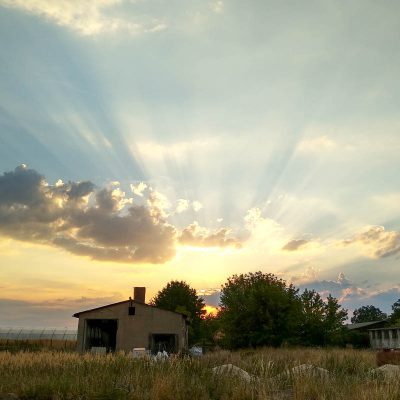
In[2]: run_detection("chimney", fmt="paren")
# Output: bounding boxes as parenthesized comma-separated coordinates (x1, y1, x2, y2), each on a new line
(133, 287, 146, 303)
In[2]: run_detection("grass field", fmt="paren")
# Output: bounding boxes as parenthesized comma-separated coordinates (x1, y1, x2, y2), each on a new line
(0, 348, 398, 400)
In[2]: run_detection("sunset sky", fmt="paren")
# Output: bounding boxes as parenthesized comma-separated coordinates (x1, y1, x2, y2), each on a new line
(1, 0, 400, 328)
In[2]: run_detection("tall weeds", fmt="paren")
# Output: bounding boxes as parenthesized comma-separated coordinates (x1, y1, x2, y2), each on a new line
(0, 348, 398, 400)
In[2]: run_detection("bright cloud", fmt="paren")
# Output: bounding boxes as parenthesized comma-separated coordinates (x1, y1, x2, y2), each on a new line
(179, 221, 242, 249)
(130, 182, 147, 197)
(297, 135, 337, 153)
(176, 199, 189, 214)
(343, 226, 400, 259)
(135, 139, 219, 162)
(210, 1, 224, 14)
(0, 0, 166, 36)
(192, 201, 203, 212)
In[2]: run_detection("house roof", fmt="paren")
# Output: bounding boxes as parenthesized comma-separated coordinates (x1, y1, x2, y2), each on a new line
(73, 299, 188, 319)
(345, 320, 388, 330)
(368, 326, 400, 331)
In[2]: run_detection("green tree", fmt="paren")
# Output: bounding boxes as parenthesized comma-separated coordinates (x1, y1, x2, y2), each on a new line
(351, 305, 387, 323)
(198, 313, 222, 347)
(219, 271, 301, 348)
(299, 290, 348, 346)
(299, 289, 326, 345)
(150, 280, 205, 344)
(390, 299, 400, 325)
(324, 294, 348, 345)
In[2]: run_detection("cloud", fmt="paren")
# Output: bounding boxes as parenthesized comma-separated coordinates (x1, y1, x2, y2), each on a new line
(192, 201, 203, 212)
(0, 295, 121, 327)
(210, 1, 224, 14)
(176, 199, 189, 214)
(297, 135, 336, 153)
(198, 288, 221, 307)
(0, 165, 176, 264)
(298, 272, 364, 304)
(130, 182, 147, 197)
(0, 166, 241, 263)
(0, 0, 167, 36)
(135, 139, 219, 162)
(179, 221, 242, 249)
(343, 226, 400, 258)
(282, 239, 309, 251)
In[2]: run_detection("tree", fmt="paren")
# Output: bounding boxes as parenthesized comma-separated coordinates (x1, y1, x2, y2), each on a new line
(390, 299, 400, 325)
(324, 294, 348, 345)
(150, 280, 205, 344)
(299, 290, 348, 346)
(351, 305, 387, 323)
(299, 289, 326, 346)
(219, 271, 301, 348)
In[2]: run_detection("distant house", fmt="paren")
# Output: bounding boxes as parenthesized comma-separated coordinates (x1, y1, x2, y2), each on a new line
(345, 320, 389, 348)
(345, 320, 389, 333)
(73, 287, 188, 354)
(369, 327, 400, 350)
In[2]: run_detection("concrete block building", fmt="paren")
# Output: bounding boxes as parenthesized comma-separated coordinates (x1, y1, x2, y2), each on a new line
(73, 287, 188, 354)
(369, 327, 400, 350)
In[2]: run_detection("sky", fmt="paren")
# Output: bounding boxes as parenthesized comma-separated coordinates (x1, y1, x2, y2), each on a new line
(1, 0, 400, 328)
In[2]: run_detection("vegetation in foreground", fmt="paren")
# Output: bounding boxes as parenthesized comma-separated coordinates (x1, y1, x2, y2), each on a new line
(0, 348, 399, 400)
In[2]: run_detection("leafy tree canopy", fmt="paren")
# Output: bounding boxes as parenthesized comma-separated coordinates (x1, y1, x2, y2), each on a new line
(351, 305, 387, 323)
(219, 271, 301, 348)
(300, 290, 348, 346)
(150, 280, 205, 343)
(390, 299, 400, 325)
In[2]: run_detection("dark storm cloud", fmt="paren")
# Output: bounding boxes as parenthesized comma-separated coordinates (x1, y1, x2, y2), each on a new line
(282, 239, 309, 251)
(0, 165, 176, 264)
(68, 181, 95, 199)
(0, 164, 45, 206)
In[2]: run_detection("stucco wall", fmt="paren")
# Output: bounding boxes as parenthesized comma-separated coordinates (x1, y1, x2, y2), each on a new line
(76, 301, 187, 353)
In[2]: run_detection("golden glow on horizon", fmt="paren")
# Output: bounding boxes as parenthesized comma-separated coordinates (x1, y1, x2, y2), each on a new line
(203, 305, 219, 316)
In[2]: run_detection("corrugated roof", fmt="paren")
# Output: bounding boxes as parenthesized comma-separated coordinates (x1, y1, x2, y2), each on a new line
(368, 325, 400, 331)
(345, 320, 388, 330)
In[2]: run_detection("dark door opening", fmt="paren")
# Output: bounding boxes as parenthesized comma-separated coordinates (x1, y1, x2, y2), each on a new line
(85, 319, 118, 352)
(150, 334, 178, 354)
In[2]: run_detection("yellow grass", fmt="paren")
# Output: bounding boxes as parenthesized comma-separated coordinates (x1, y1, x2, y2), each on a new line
(0, 348, 397, 399)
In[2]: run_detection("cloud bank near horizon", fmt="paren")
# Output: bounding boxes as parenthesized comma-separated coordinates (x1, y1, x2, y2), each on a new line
(0, 165, 242, 264)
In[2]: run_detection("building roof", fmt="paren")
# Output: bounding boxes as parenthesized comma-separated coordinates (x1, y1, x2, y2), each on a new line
(73, 299, 188, 319)
(345, 320, 388, 330)
(368, 325, 400, 331)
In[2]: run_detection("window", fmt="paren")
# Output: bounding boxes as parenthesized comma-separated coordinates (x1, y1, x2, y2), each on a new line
(392, 330, 398, 339)
(128, 306, 135, 315)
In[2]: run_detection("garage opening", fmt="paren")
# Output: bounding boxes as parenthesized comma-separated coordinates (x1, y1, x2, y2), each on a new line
(84, 319, 118, 352)
(150, 334, 178, 354)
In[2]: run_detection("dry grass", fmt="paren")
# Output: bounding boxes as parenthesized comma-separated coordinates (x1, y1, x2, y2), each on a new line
(376, 349, 400, 366)
(0, 339, 76, 353)
(0, 348, 397, 400)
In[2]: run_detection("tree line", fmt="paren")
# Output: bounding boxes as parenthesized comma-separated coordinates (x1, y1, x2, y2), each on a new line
(150, 271, 399, 349)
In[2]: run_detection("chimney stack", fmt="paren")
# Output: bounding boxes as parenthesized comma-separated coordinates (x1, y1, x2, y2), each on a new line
(133, 287, 146, 303)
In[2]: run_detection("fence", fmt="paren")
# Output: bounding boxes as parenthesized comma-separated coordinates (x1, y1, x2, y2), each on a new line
(0, 328, 77, 351)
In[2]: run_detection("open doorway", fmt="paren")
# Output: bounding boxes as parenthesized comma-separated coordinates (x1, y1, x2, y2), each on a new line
(84, 319, 118, 352)
(150, 334, 178, 354)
